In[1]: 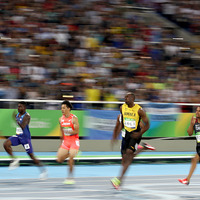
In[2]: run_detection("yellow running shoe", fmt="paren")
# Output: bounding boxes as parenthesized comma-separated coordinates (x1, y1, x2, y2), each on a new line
(63, 179, 75, 185)
(110, 177, 120, 190)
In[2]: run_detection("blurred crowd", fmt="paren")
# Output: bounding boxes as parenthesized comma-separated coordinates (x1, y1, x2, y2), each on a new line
(0, 0, 200, 107)
(136, 0, 200, 35)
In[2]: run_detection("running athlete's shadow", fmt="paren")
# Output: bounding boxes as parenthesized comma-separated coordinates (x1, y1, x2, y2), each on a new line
(0, 179, 40, 186)
(181, 196, 200, 200)
(115, 189, 146, 200)
(55, 184, 76, 190)
(109, 189, 147, 200)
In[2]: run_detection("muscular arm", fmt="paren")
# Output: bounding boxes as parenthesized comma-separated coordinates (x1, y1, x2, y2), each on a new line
(138, 108, 150, 136)
(59, 117, 64, 140)
(69, 116, 79, 135)
(112, 114, 122, 140)
(187, 116, 195, 136)
(131, 108, 149, 139)
(17, 114, 30, 130)
(125, 106, 150, 140)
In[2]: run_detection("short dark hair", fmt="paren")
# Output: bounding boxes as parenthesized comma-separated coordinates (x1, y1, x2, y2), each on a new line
(62, 100, 73, 110)
(18, 101, 27, 107)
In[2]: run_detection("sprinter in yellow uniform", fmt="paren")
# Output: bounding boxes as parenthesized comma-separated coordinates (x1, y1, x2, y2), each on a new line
(111, 92, 155, 189)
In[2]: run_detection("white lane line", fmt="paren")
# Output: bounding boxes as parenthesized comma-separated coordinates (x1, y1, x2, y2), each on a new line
(124, 184, 182, 200)
(0, 188, 112, 195)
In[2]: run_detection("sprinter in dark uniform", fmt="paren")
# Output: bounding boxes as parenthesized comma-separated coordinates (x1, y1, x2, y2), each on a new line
(3, 101, 47, 179)
(113, 114, 152, 158)
(178, 106, 200, 185)
(111, 92, 155, 189)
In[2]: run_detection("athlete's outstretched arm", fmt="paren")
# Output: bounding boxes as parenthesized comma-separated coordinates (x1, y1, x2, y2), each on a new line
(12, 111, 17, 121)
(187, 116, 195, 136)
(59, 117, 64, 141)
(112, 114, 122, 140)
(112, 106, 123, 139)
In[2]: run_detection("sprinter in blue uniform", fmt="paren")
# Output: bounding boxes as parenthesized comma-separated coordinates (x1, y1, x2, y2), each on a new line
(3, 101, 47, 179)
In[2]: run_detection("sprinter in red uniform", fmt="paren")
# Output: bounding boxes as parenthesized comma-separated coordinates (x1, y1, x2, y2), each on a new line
(56, 100, 80, 184)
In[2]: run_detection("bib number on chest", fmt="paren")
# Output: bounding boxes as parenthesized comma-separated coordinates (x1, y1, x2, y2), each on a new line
(63, 127, 72, 136)
(16, 127, 23, 134)
(124, 118, 136, 128)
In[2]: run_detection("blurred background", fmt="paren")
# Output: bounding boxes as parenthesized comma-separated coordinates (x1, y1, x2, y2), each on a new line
(0, 0, 200, 151)
(0, 2, 200, 198)
(0, 0, 200, 105)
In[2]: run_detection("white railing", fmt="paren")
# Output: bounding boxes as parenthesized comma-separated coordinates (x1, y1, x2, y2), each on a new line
(0, 99, 200, 105)
(0, 99, 199, 112)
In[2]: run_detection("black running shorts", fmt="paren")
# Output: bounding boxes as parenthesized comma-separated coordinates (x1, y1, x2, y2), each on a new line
(196, 144, 200, 156)
(123, 130, 141, 153)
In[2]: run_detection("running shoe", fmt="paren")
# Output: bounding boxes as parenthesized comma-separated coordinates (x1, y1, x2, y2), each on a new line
(142, 143, 156, 151)
(39, 169, 48, 180)
(137, 145, 143, 149)
(110, 177, 120, 190)
(178, 178, 189, 185)
(9, 158, 20, 170)
(63, 179, 75, 185)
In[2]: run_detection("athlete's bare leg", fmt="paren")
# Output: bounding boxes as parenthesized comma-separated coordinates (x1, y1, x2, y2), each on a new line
(68, 149, 78, 178)
(3, 139, 15, 159)
(186, 154, 200, 182)
(56, 148, 69, 163)
(3, 139, 19, 170)
(119, 149, 135, 182)
(28, 153, 43, 167)
(28, 152, 47, 179)
(120, 144, 146, 179)
(56, 148, 78, 179)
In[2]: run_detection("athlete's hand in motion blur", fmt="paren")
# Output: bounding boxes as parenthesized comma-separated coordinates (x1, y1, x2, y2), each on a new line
(131, 132, 142, 139)
(187, 115, 197, 136)
(12, 111, 17, 121)
(111, 138, 118, 150)
(190, 116, 196, 126)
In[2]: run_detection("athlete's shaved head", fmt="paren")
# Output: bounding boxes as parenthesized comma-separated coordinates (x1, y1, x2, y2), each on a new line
(125, 92, 135, 107)
(126, 92, 135, 100)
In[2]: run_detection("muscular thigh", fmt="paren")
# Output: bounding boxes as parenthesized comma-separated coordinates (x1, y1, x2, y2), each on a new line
(121, 137, 126, 155)
(69, 149, 78, 158)
(57, 147, 70, 161)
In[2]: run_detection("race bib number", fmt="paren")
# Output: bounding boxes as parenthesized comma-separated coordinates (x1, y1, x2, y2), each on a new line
(16, 127, 23, 134)
(124, 118, 136, 128)
(63, 127, 72, 136)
